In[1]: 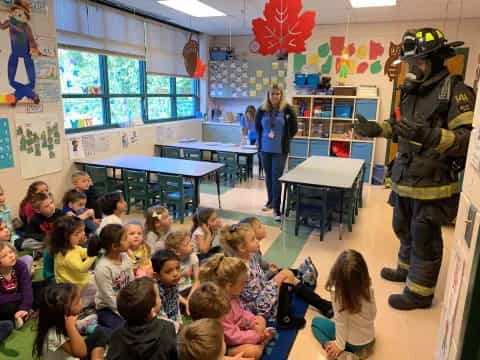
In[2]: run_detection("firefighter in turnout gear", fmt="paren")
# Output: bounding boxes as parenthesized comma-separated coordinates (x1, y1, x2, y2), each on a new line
(354, 28, 476, 310)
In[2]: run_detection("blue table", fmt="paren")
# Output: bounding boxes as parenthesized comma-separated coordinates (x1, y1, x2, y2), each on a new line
(75, 155, 224, 209)
(279, 156, 365, 239)
(156, 141, 258, 178)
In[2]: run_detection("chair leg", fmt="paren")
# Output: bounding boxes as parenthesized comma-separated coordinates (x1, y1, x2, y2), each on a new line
(179, 203, 184, 224)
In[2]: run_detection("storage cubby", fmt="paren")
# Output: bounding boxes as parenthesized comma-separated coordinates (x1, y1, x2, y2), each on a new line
(288, 94, 379, 183)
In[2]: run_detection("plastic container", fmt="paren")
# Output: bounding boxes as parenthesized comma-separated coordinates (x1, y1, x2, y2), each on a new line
(334, 104, 353, 118)
(372, 164, 386, 185)
(294, 73, 307, 86)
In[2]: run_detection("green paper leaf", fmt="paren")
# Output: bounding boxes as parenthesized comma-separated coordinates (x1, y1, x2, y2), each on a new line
(318, 43, 330, 58)
(294, 54, 306, 73)
(370, 60, 382, 74)
(321, 56, 333, 74)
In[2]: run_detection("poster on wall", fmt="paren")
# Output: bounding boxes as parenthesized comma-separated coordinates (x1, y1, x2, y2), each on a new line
(68, 136, 85, 160)
(121, 129, 139, 149)
(0, 0, 54, 105)
(0, 117, 14, 169)
(81, 134, 111, 158)
(15, 113, 63, 178)
(35, 56, 61, 103)
(437, 245, 465, 360)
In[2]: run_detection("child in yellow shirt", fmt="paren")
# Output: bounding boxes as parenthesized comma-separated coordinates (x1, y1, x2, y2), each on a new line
(50, 216, 97, 307)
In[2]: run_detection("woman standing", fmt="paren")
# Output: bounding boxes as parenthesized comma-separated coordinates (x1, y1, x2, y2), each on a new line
(240, 105, 263, 179)
(255, 85, 297, 221)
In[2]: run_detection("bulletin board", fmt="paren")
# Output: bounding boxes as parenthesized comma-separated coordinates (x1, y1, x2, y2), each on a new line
(209, 59, 287, 98)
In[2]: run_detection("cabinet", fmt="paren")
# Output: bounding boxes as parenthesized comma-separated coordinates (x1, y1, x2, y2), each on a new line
(289, 95, 379, 183)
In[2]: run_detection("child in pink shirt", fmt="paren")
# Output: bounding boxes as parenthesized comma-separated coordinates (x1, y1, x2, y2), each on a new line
(200, 254, 274, 359)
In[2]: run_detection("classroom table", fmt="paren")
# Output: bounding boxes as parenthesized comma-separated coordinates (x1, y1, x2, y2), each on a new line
(279, 156, 365, 240)
(75, 155, 224, 210)
(156, 141, 258, 178)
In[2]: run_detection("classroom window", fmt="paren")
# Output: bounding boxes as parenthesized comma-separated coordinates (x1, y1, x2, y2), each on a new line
(145, 75, 199, 122)
(60, 48, 200, 132)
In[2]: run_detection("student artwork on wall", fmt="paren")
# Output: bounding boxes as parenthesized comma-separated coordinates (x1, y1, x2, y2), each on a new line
(294, 36, 386, 81)
(251, 0, 315, 57)
(0, 117, 14, 169)
(68, 136, 85, 160)
(15, 112, 63, 178)
(0, 0, 55, 105)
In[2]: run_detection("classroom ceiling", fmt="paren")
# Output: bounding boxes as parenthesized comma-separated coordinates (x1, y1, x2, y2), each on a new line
(112, 0, 480, 35)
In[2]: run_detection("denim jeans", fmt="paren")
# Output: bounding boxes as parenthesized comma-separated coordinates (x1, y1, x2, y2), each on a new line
(97, 308, 125, 336)
(261, 152, 287, 213)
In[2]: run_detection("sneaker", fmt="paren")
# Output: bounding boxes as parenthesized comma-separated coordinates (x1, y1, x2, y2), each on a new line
(305, 256, 319, 282)
(301, 268, 317, 288)
(273, 213, 281, 222)
(262, 203, 272, 212)
(76, 314, 98, 335)
(259, 174, 265, 180)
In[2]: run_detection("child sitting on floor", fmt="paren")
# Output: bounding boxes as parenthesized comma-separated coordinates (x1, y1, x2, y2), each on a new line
(311, 250, 376, 360)
(97, 191, 127, 235)
(90, 224, 134, 334)
(191, 208, 223, 262)
(19, 180, 49, 226)
(240, 217, 318, 286)
(144, 206, 172, 253)
(151, 249, 182, 331)
(0, 220, 33, 274)
(0, 241, 33, 339)
(107, 277, 178, 360)
(0, 185, 20, 245)
(72, 171, 102, 223)
(24, 192, 63, 251)
(50, 217, 97, 307)
(33, 283, 108, 360)
(125, 221, 152, 277)
(200, 256, 274, 359)
(220, 224, 333, 329)
(178, 319, 226, 360)
(62, 189, 97, 235)
(165, 230, 200, 314)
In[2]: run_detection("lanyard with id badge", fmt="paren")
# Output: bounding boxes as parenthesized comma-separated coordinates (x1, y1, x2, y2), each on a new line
(268, 111, 279, 139)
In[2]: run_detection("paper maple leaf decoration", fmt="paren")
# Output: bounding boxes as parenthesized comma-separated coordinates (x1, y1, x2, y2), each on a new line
(193, 58, 206, 78)
(252, 0, 316, 56)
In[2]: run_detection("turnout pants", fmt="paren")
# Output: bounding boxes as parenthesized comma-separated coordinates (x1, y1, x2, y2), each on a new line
(389, 192, 459, 300)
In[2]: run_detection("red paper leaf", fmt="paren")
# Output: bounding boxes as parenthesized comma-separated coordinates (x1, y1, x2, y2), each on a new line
(330, 36, 345, 56)
(369, 40, 385, 60)
(252, 0, 316, 56)
(347, 43, 356, 57)
(193, 58, 206, 78)
(357, 62, 369, 74)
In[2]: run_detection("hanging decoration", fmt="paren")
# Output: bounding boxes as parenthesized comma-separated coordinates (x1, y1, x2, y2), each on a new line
(182, 34, 206, 78)
(0, 0, 42, 105)
(252, 0, 316, 56)
(384, 42, 402, 82)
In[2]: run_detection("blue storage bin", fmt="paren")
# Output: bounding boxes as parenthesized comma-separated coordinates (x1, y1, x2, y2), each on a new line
(307, 74, 320, 86)
(372, 164, 385, 185)
(309, 140, 329, 156)
(295, 74, 307, 86)
(334, 104, 353, 118)
(319, 110, 332, 118)
(351, 142, 373, 164)
(290, 139, 308, 157)
(356, 99, 377, 120)
(210, 51, 227, 61)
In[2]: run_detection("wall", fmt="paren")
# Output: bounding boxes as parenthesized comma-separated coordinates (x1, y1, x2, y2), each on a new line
(212, 18, 480, 165)
(0, 0, 203, 217)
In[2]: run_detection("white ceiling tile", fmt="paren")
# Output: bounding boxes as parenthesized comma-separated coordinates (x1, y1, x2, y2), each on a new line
(106, 0, 480, 35)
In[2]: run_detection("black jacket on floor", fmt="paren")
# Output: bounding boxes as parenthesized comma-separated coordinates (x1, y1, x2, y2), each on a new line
(106, 318, 177, 360)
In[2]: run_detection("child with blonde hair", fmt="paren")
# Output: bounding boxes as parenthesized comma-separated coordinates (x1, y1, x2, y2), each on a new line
(144, 206, 172, 253)
(0, 185, 20, 245)
(220, 224, 332, 329)
(200, 256, 275, 359)
(165, 230, 200, 314)
(178, 318, 226, 360)
(312, 250, 376, 360)
(125, 221, 152, 277)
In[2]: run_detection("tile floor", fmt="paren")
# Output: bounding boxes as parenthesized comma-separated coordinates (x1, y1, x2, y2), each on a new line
(197, 179, 453, 360)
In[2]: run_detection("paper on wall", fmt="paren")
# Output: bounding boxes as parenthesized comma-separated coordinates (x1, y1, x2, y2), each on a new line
(156, 126, 177, 144)
(0, 118, 14, 170)
(68, 136, 85, 160)
(15, 113, 63, 178)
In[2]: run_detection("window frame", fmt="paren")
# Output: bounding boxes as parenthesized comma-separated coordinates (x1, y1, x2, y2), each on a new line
(61, 48, 199, 133)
